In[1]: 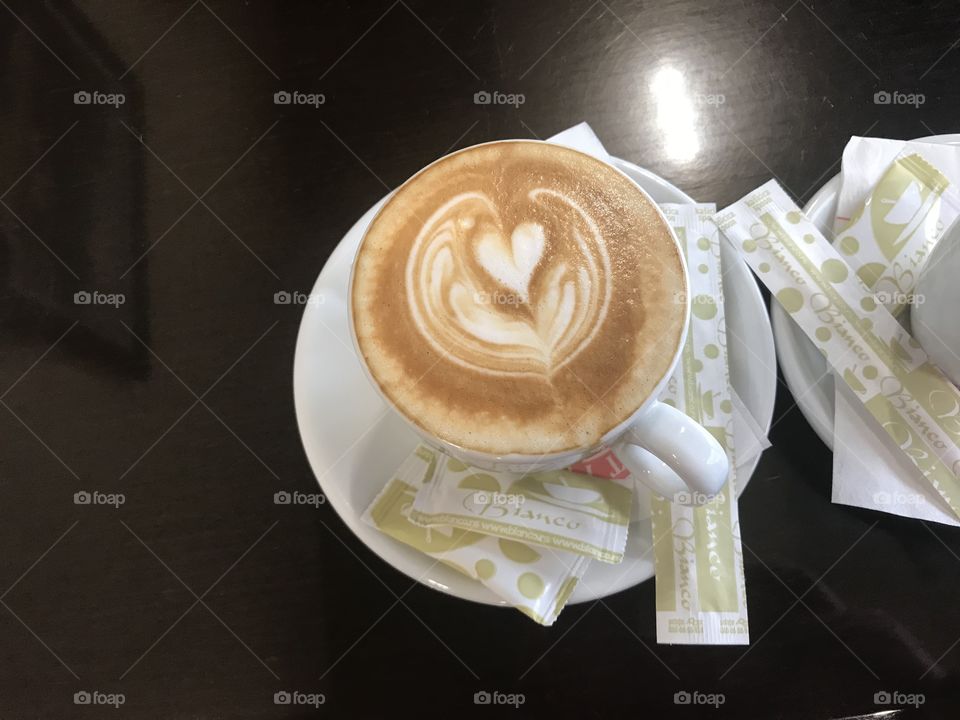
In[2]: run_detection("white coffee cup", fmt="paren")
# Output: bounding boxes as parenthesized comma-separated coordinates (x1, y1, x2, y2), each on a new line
(913, 222, 960, 387)
(348, 140, 729, 502)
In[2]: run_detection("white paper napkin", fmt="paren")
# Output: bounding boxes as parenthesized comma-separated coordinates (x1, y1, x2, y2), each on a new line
(548, 122, 611, 159)
(832, 382, 959, 525)
(830, 136, 960, 525)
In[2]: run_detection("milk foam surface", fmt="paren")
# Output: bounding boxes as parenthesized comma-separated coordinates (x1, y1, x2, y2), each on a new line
(351, 141, 686, 455)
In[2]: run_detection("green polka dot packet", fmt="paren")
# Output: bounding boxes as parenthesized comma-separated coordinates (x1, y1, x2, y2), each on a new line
(361, 446, 589, 626)
(715, 178, 960, 523)
(409, 453, 633, 565)
(828, 151, 960, 318)
(651, 204, 751, 646)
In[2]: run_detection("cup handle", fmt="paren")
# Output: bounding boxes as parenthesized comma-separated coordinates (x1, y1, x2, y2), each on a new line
(615, 400, 729, 503)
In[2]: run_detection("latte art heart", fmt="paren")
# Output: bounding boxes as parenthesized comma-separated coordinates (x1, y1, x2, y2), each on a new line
(406, 189, 612, 376)
(475, 221, 544, 298)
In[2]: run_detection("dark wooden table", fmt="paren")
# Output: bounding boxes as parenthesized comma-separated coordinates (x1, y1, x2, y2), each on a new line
(2, 1, 959, 717)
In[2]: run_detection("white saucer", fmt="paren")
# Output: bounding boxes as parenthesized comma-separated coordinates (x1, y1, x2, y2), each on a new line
(294, 156, 776, 605)
(771, 134, 960, 450)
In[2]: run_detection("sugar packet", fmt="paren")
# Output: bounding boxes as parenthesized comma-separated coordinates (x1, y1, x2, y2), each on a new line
(832, 152, 960, 316)
(834, 136, 960, 228)
(716, 181, 960, 519)
(409, 455, 633, 564)
(363, 445, 589, 625)
(650, 204, 750, 645)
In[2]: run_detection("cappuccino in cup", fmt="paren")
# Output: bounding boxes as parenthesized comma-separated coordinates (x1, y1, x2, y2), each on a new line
(350, 140, 688, 459)
(352, 141, 686, 455)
